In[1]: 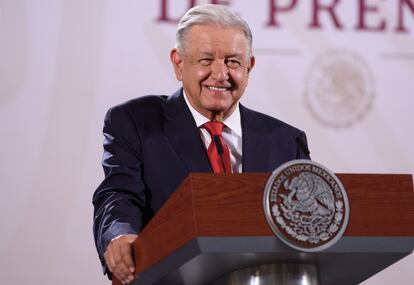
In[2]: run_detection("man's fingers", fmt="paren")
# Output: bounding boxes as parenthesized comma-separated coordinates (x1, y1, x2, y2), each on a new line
(104, 248, 115, 273)
(120, 241, 135, 273)
(104, 234, 138, 284)
(112, 248, 132, 280)
(105, 243, 127, 280)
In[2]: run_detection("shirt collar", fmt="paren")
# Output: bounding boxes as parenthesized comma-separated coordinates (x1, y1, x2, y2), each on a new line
(183, 90, 242, 136)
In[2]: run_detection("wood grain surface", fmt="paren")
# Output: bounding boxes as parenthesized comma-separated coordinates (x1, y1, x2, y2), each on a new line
(113, 173, 414, 284)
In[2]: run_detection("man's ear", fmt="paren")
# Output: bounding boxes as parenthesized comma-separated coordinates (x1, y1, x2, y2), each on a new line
(170, 48, 183, 81)
(247, 55, 255, 73)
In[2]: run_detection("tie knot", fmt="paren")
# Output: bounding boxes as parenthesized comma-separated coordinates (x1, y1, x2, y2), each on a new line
(203, 121, 224, 137)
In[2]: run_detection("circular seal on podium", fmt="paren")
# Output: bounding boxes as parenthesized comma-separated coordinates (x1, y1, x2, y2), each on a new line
(263, 159, 350, 252)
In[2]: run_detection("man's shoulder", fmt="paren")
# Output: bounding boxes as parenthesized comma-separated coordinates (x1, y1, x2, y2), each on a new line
(104, 89, 183, 121)
(103, 95, 168, 128)
(240, 105, 304, 135)
(108, 89, 183, 113)
(110, 94, 169, 113)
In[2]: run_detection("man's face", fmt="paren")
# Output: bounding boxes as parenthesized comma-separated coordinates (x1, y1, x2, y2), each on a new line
(171, 24, 255, 121)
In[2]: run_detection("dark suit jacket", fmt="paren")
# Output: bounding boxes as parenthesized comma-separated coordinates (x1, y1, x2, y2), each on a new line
(93, 89, 310, 272)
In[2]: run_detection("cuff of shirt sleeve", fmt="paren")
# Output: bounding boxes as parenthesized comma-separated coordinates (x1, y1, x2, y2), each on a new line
(102, 222, 138, 254)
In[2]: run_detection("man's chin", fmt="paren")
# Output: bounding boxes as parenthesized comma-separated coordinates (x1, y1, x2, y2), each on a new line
(206, 104, 237, 118)
(206, 104, 230, 113)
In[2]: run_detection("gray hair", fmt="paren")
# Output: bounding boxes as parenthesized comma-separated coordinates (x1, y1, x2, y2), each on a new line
(176, 4, 253, 57)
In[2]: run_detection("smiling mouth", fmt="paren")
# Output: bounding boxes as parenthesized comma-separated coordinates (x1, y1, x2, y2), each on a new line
(206, 86, 230, 92)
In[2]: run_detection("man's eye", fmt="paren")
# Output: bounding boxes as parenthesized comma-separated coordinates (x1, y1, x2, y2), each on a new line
(226, 59, 242, 69)
(199, 59, 213, 66)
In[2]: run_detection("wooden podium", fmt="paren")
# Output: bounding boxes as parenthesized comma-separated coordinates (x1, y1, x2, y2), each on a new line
(113, 173, 414, 285)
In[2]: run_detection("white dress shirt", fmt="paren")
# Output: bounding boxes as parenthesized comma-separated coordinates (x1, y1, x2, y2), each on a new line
(183, 91, 243, 173)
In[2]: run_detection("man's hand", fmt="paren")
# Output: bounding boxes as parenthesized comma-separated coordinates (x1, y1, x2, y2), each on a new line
(104, 234, 138, 284)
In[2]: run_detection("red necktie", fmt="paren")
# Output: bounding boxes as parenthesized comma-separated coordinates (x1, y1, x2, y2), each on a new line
(203, 121, 232, 174)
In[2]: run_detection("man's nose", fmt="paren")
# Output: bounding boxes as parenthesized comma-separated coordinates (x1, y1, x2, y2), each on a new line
(211, 60, 229, 81)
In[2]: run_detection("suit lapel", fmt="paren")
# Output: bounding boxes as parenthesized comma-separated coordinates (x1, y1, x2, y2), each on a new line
(162, 93, 271, 173)
(163, 89, 212, 172)
(241, 105, 271, 172)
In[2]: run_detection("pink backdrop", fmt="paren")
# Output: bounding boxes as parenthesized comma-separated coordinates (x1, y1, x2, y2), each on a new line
(0, 0, 413, 284)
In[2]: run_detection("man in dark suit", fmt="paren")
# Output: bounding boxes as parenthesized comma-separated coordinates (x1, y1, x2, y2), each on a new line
(93, 4, 310, 284)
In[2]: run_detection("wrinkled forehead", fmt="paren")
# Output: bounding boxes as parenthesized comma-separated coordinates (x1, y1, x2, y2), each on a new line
(182, 24, 250, 56)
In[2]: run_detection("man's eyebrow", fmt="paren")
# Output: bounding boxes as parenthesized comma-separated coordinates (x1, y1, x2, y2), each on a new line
(227, 53, 244, 58)
(197, 51, 214, 57)
(196, 52, 245, 58)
